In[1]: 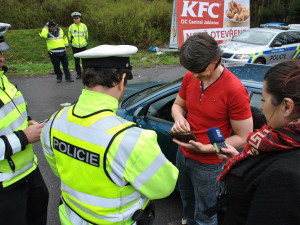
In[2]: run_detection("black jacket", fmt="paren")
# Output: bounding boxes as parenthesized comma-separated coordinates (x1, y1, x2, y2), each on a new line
(222, 149, 300, 225)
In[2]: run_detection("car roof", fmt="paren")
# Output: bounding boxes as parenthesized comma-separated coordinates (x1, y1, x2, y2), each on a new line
(249, 27, 290, 34)
(226, 63, 272, 83)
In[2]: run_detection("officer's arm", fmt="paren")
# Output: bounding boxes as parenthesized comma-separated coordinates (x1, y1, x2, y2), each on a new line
(0, 130, 29, 159)
(39, 25, 49, 38)
(86, 26, 88, 41)
(123, 129, 179, 199)
(40, 114, 60, 177)
(68, 26, 72, 42)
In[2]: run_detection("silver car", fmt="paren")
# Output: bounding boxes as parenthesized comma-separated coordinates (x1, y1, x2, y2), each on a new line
(220, 25, 300, 64)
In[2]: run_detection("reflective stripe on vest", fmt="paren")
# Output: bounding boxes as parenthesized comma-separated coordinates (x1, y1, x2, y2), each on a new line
(51, 106, 148, 224)
(0, 133, 21, 160)
(63, 200, 139, 225)
(0, 158, 34, 181)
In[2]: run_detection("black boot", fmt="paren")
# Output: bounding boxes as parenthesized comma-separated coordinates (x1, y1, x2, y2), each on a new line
(76, 74, 81, 79)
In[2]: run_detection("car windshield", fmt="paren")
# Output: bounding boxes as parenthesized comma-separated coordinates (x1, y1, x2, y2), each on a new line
(232, 30, 275, 45)
(124, 77, 183, 108)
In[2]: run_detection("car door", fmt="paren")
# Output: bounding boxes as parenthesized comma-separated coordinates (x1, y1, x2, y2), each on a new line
(268, 32, 289, 64)
(133, 92, 178, 165)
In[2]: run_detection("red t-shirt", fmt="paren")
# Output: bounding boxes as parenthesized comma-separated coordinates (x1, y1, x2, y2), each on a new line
(178, 67, 251, 164)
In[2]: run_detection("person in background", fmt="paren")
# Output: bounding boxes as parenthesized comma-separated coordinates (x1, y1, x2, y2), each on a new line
(170, 33, 253, 225)
(211, 59, 300, 225)
(0, 22, 49, 224)
(41, 44, 178, 225)
(68, 12, 88, 79)
(40, 20, 74, 83)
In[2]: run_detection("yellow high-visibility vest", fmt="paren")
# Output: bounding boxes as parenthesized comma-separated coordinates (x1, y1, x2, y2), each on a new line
(41, 90, 178, 224)
(68, 23, 88, 48)
(40, 26, 69, 53)
(0, 71, 37, 188)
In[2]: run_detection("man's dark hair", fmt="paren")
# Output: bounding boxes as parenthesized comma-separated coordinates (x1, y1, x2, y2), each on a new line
(82, 67, 132, 88)
(180, 33, 223, 72)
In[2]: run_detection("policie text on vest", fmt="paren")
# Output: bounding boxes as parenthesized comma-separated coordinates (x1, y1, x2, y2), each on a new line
(53, 137, 99, 167)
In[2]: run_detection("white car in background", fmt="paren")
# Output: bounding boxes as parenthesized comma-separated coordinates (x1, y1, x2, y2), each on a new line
(220, 24, 300, 64)
(288, 24, 300, 31)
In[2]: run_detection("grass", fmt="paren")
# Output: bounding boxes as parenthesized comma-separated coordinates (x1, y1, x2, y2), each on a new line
(3, 28, 180, 76)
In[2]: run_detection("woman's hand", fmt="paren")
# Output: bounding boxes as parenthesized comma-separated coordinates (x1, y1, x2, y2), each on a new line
(217, 144, 239, 162)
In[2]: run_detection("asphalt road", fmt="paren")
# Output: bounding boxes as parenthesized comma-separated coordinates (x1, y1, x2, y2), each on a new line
(9, 63, 187, 225)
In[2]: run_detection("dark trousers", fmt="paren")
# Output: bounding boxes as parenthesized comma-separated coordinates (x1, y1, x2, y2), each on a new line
(72, 46, 87, 76)
(49, 52, 71, 80)
(0, 167, 49, 225)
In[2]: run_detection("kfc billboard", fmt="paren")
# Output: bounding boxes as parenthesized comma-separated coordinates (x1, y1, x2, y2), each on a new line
(169, 0, 250, 48)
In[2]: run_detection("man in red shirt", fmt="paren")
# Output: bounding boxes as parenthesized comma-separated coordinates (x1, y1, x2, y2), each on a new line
(171, 33, 253, 225)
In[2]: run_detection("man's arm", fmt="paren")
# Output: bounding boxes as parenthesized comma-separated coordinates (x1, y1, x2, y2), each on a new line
(1, 123, 45, 160)
(39, 24, 49, 39)
(40, 114, 60, 177)
(67, 25, 72, 42)
(171, 95, 190, 133)
(108, 128, 178, 199)
(226, 117, 253, 149)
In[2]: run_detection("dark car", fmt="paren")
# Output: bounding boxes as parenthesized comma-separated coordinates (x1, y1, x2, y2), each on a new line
(117, 64, 271, 165)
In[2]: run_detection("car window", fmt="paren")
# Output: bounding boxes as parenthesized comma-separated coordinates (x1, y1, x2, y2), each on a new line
(273, 33, 287, 45)
(287, 32, 300, 44)
(146, 93, 177, 122)
(250, 92, 267, 130)
(232, 30, 275, 45)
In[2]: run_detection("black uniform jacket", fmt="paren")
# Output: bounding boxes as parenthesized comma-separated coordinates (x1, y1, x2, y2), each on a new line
(222, 148, 300, 225)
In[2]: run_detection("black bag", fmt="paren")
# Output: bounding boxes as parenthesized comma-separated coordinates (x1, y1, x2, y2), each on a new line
(132, 203, 155, 225)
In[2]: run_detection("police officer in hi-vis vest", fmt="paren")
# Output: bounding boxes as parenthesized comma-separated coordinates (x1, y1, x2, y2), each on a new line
(0, 23, 49, 224)
(41, 45, 179, 225)
(68, 12, 88, 79)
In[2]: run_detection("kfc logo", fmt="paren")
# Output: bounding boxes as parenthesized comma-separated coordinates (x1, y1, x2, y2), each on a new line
(181, 1, 220, 18)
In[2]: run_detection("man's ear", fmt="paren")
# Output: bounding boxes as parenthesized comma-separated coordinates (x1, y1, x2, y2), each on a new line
(117, 73, 127, 91)
(282, 97, 295, 117)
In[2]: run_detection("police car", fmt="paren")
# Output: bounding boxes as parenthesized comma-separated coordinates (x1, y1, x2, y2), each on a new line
(220, 24, 300, 64)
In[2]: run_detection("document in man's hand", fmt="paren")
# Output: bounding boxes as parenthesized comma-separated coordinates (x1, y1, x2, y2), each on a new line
(165, 130, 197, 143)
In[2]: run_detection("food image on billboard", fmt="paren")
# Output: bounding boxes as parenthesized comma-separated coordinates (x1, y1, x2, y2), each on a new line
(174, 0, 250, 47)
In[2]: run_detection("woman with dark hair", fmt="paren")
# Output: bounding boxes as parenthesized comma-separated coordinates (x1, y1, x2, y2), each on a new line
(209, 59, 300, 225)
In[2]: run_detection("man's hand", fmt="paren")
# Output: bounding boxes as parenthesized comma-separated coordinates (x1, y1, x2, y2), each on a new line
(171, 118, 190, 133)
(217, 144, 239, 162)
(172, 139, 216, 153)
(23, 123, 46, 143)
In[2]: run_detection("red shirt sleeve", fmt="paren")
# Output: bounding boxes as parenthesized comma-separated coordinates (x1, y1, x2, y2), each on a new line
(227, 83, 252, 120)
(178, 71, 192, 100)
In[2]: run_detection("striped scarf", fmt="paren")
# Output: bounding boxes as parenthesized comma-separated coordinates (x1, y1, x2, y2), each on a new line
(218, 118, 300, 181)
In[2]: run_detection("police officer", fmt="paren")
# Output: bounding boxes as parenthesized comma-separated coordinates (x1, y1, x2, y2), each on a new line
(41, 45, 179, 225)
(0, 23, 49, 224)
(40, 20, 74, 83)
(68, 12, 88, 79)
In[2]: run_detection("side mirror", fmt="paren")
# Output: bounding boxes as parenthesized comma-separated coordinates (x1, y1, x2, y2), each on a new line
(270, 41, 282, 47)
(133, 106, 145, 124)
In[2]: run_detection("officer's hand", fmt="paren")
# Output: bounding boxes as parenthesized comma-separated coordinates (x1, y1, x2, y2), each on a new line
(66, 47, 69, 51)
(23, 123, 46, 144)
(28, 120, 38, 126)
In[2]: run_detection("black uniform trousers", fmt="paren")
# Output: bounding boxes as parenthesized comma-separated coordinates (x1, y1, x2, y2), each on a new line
(49, 52, 72, 81)
(0, 167, 49, 225)
(72, 46, 87, 76)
